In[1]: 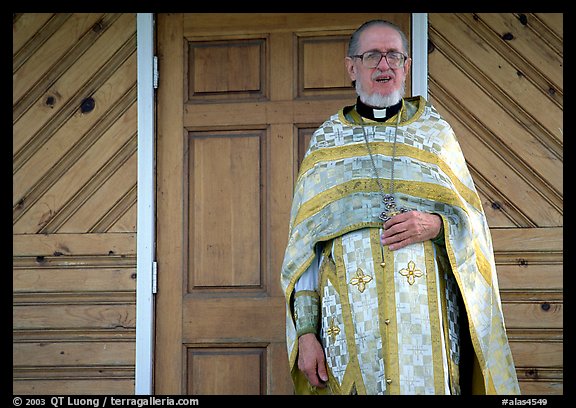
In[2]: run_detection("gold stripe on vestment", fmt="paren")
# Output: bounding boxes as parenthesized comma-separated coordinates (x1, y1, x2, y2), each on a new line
(317, 249, 343, 395)
(424, 240, 447, 394)
(297, 141, 481, 211)
(474, 242, 493, 284)
(292, 178, 469, 230)
(332, 237, 366, 395)
(437, 253, 460, 395)
(382, 235, 400, 394)
(442, 225, 491, 393)
(370, 228, 392, 395)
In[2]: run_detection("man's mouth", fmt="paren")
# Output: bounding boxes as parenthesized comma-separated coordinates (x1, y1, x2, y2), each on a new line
(374, 73, 393, 83)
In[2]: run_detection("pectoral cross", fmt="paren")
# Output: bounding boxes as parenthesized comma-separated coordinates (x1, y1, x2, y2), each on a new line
(379, 194, 411, 223)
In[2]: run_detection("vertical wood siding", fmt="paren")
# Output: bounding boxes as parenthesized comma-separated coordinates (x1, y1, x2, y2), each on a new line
(428, 13, 563, 394)
(13, 13, 137, 394)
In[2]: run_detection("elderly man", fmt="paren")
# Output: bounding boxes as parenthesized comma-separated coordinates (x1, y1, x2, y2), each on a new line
(280, 19, 520, 395)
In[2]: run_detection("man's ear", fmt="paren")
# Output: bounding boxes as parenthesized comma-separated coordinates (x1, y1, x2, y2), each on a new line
(344, 57, 356, 82)
(404, 56, 412, 75)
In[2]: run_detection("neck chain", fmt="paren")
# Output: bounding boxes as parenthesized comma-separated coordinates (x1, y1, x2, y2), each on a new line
(355, 108, 412, 223)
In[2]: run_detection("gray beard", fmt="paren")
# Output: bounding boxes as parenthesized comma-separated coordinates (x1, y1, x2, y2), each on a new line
(356, 81, 405, 108)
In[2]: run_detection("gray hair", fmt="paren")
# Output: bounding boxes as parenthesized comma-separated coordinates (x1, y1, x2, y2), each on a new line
(348, 19, 409, 56)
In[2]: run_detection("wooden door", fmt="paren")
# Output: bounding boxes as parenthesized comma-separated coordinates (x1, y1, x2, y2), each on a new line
(155, 13, 411, 394)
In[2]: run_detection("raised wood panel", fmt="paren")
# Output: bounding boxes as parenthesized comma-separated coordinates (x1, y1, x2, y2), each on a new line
(298, 34, 352, 96)
(189, 130, 264, 290)
(165, 15, 402, 396)
(181, 13, 411, 102)
(188, 39, 265, 100)
(297, 127, 316, 170)
(187, 347, 265, 394)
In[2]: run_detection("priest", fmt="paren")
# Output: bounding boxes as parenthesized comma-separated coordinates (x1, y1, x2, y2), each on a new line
(280, 19, 520, 395)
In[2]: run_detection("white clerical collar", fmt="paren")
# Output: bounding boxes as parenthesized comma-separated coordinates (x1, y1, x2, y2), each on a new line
(373, 108, 387, 119)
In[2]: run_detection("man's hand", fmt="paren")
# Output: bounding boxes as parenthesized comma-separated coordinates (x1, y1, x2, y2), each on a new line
(381, 211, 442, 250)
(297, 333, 328, 388)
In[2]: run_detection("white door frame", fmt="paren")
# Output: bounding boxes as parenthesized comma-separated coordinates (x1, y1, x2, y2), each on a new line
(412, 13, 429, 99)
(135, 12, 156, 395)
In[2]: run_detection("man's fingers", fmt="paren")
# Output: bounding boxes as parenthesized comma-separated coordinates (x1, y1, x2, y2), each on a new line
(317, 362, 329, 382)
(381, 211, 442, 249)
(314, 351, 328, 382)
(297, 334, 328, 388)
(304, 362, 327, 388)
(382, 211, 409, 230)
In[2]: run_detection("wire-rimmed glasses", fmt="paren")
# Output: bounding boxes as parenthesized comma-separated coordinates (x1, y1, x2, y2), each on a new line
(351, 51, 408, 69)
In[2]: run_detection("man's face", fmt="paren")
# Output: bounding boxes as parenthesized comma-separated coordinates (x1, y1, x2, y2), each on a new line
(345, 25, 411, 107)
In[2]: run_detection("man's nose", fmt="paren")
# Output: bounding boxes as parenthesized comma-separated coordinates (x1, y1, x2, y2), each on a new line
(376, 55, 391, 70)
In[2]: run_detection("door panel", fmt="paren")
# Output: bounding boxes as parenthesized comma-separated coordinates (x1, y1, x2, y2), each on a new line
(189, 130, 263, 289)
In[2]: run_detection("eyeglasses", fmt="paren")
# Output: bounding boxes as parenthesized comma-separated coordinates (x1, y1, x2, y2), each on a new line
(351, 51, 408, 69)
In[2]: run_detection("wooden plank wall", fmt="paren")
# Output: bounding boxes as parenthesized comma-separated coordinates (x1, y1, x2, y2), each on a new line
(428, 13, 563, 394)
(13, 13, 137, 394)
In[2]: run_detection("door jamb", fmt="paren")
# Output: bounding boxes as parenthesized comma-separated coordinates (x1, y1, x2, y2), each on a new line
(411, 13, 428, 99)
(135, 12, 156, 395)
